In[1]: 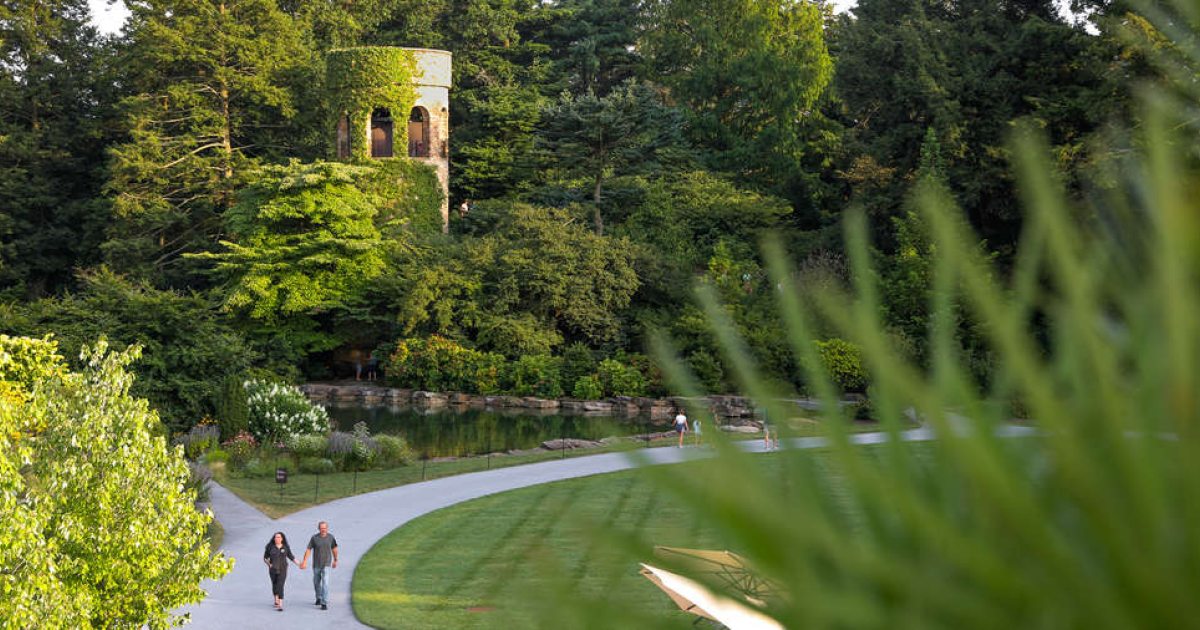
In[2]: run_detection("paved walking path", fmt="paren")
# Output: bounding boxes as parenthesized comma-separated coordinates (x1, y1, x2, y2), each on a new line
(181, 426, 1033, 628)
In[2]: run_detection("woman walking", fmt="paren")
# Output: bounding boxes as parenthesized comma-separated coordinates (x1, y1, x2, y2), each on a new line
(264, 531, 300, 611)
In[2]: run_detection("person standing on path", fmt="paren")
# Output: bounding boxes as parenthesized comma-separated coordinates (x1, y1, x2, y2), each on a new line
(300, 521, 339, 610)
(693, 417, 702, 446)
(263, 532, 300, 611)
(674, 409, 688, 447)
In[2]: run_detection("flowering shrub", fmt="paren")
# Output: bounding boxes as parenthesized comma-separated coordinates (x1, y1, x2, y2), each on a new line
(221, 431, 257, 464)
(243, 379, 330, 442)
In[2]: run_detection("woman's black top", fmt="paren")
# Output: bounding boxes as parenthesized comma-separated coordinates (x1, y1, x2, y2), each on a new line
(264, 543, 295, 573)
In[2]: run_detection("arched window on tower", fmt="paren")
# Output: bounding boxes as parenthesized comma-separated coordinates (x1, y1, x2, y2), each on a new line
(408, 107, 431, 157)
(336, 113, 352, 159)
(370, 108, 394, 158)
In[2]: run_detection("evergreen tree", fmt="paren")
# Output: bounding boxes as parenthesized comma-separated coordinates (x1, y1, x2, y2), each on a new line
(543, 0, 642, 96)
(835, 0, 1115, 257)
(0, 0, 112, 297)
(104, 0, 310, 286)
(445, 0, 558, 202)
(537, 80, 686, 234)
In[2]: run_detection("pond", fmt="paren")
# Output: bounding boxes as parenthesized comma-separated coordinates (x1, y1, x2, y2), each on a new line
(324, 403, 674, 458)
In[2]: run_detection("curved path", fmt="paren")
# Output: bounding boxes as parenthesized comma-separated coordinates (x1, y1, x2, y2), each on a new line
(182, 427, 1001, 628)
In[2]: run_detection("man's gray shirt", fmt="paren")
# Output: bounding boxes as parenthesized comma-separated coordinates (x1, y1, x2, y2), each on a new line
(307, 533, 338, 567)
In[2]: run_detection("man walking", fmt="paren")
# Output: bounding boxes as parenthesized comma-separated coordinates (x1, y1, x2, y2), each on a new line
(299, 521, 339, 610)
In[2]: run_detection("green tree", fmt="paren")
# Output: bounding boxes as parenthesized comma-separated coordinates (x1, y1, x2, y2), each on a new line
(105, 0, 310, 284)
(537, 80, 686, 234)
(543, 0, 642, 96)
(834, 0, 1116, 257)
(0, 336, 230, 627)
(386, 203, 639, 355)
(444, 0, 558, 201)
(644, 0, 832, 195)
(0, 0, 112, 297)
(0, 269, 257, 431)
(201, 161, 392, 323)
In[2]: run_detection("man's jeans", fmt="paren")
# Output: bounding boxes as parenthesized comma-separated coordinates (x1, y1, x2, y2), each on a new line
(313, 566, 330, 604)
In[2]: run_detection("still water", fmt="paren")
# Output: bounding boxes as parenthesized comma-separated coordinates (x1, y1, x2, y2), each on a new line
(324, 403, 670, 458)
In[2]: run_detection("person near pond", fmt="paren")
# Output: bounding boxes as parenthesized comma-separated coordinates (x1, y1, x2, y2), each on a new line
(354, 358, 363, 381)
(366, 355, 379, 381)
(263, 531, 300, 611)
(674, 409, 688, 447)
(300, 520, 339, 610)
(763, 421, 779, 450)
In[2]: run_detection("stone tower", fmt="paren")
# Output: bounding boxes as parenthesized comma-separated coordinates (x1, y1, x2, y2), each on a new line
(327, 47, 452, 230)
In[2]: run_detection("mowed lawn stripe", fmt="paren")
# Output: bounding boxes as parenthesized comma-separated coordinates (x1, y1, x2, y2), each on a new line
(352, 464, 724, 629)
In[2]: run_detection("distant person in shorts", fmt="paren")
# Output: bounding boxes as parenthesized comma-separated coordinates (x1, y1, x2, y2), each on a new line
(674, 409, 688, 447)
(693, 417, 702, 446)
(300, 521, 339, 610)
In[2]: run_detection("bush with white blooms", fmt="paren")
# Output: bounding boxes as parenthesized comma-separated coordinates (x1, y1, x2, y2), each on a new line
(244, 379, 330, 442)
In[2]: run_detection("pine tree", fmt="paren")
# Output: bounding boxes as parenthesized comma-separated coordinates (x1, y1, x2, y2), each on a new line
(0, 0, 112, 297)
(104, 0, 310, 286)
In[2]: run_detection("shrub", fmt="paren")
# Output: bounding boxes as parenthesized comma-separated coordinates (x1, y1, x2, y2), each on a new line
(560, 342, 597, 390)
(327, 431, 354, 460)
(506, 354, 564, 398)
(221, 431, 257, 465)
(387, 336, 499, 393)
(186, 462, 212, 503)
(287, 434, 328, 458)
(597, 358, 645, 397)
(204, 448, 230, 464)
(572, 374, 604, 400)
(344, 422, 378, 471)
(240, 457, 275, 478)
(243, 379, 330, 442)
(814, 338, 867, 392)
(216, 374, 249, 440)
(624, 353, 666, 396)
(374, 434, 413, 467)
(298, 457, 336, 474)
(468, 351, 506, 395)
(175, 423, 220, 460)
(687, 350, 724, 394)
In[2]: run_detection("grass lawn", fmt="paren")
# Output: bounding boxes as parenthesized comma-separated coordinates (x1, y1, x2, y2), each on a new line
(213, 434, 688, 519)
(214, 420, 876, 518)
(351, 457, 753, 629)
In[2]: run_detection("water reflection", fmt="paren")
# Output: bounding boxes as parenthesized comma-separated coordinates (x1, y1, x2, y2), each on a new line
(324, 403, 670, 458)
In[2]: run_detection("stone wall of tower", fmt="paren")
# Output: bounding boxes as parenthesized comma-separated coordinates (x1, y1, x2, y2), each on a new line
(407, 49, 452, 231)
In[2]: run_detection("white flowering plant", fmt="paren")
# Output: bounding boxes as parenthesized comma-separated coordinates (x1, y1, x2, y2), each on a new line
(243, 379, 330, 443)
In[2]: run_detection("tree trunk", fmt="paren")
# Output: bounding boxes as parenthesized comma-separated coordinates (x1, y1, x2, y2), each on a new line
(593, 173, 604, 235)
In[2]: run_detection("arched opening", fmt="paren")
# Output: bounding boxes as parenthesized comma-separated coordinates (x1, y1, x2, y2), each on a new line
(370, 108, 394, 158)
(408, 107, 431, 157)
(336, 113, 352, 159)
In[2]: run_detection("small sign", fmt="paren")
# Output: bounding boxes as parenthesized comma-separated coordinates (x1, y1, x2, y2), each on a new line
(275, 468, 288, 484)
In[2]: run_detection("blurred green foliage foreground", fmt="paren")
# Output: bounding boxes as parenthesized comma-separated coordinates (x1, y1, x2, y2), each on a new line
(530, 3, 1200, 628)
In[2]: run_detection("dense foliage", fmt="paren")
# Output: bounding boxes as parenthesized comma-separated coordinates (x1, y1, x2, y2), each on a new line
(0, 0, 1153, 432)
(0, 336, 229, 627)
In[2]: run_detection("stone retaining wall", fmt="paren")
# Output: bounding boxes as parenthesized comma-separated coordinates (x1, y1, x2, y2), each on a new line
(301, 383, 834, 421)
